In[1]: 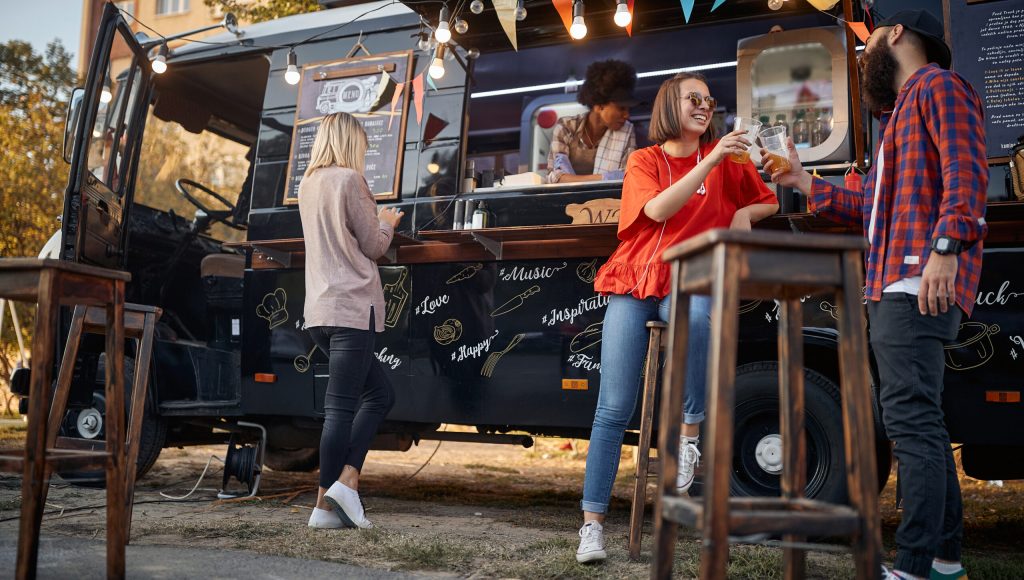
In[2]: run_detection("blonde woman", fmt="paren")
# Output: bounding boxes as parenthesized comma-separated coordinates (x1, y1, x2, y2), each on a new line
(299, 112, 403, 529)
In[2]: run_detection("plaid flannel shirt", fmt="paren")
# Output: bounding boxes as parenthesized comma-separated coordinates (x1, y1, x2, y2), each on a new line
(546, 114, 636, 183)
(808, 65, 988, 316)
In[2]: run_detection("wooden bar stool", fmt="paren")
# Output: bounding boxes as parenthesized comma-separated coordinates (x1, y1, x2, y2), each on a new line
(628, 320, 667, 560)
(650, 230, 880, 580)
(0, 259, 129, 580)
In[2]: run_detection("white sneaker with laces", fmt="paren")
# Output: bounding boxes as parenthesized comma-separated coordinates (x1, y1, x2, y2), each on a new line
(324, 481, 373, 529)
(576, 521, 607, 563)
(677, 437, 701, 493)
(307, 506, 346, 529)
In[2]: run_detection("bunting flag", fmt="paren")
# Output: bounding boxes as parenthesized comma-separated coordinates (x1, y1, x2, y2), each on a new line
(710, 0, 725, 11)
(807, 0, 840, 9)
(371, 70, 394, 111)
(426, 73, 438, 91)
(388, 82, 405, 131)
(679, 0, 694, 22)
(423, 113, 449, 145)
(847, 21, 870, 43)
(551, 0, 574, 37)
(412, 73, 425, 124)
(626, 0, 635, 36)
(493, 0, 519, 50)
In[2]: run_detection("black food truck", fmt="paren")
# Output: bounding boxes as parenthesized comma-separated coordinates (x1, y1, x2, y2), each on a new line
(26, 0, 1024, 501)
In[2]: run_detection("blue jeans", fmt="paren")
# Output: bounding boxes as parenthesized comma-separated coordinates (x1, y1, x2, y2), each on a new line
(581, 293, 711, 514)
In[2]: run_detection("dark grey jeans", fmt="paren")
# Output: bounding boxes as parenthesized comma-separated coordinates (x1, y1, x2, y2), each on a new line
(867, 293, 963, 578)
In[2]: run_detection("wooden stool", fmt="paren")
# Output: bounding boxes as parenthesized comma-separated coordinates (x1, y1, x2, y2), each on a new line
(42, 302, 162, 543)
(0, 259, 129, 579)
(650, 230, 880, 580)
(628, 320, 667, 560)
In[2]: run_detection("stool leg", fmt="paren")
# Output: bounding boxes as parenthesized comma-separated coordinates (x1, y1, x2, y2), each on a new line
(700, 244, 741, 580)
(105, 282, 127, 579)
(629, 326, 662, 561)
(778, 299, 806, 580)
(836, 251, 881, 579)
(16, 270, 58, 580)
(124, 311, 157, 543)
(651, 263, 690, 580)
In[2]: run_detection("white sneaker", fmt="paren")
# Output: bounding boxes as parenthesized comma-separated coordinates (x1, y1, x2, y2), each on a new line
(677, 437, 701, 493)
(307, 506, 346, 529)
(576, 521, 607, 563)
(324, 481, 373, 529)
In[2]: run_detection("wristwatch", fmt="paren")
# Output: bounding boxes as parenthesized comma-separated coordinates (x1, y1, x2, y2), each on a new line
(931, 236, 963, 255)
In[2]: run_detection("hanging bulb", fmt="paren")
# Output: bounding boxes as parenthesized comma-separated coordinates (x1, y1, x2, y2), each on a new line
(455, 19, 469, 34)
(435, 6, 452, 43)
(284, 50, 300, 85)
(429, 45, 446, 79)
(613, 0, 631, 27)
(515, 0, 527, 21)
(470, 0, 484, 14)
(417, 31, 431, 52)
(767, 0, 785, 10)
(569, 0, 587, 39)
(100, 78, 113, 104)
(151, 43, 168, 74)
(467, 47, 481, 59)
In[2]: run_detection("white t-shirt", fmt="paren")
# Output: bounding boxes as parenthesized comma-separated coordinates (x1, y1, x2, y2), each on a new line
(868, 147, 922, 295)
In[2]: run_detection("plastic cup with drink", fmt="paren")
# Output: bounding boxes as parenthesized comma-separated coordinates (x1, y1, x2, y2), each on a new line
(759, 125, 793, 174)
(730, 117, 762, 164)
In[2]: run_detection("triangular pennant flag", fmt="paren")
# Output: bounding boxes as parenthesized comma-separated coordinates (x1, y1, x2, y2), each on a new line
(426, 73, 438, 91)
(493, 0, 518, 51)
(388, 82, 405, 131)
(626, 0, 635, 36)
(412, 73, 425, 124)
(551, 0, 574, 37)
(371, 70, 394, 111)
(679, 0, 694, 22)
(710, 0, 725, 11)
(422, 113, 450, 145)
(847, 21, 870, 43)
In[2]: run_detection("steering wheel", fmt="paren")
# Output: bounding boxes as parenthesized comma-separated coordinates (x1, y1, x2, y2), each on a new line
(174, 178, 246, 231)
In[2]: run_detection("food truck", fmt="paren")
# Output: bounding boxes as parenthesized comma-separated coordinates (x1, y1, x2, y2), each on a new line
(24, 0, 1024, 501)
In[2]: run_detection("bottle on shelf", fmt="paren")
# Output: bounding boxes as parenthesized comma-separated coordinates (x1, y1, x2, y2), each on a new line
(472, 201, 490, 229)
(792, 109, 810, 147)
(773, 114, 789, 135)
(811, 108, 831, 147)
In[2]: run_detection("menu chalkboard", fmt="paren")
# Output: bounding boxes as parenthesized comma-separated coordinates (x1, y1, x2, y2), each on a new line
(946, 0, 1024, 160)
(284, 50, 414, 203)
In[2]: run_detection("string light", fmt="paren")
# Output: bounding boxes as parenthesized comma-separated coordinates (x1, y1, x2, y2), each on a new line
(435, 6, 452, 43)
(284, 49, 300, 85)
(613, 0, 631, 27)
(100, 77, 113, 104)
(151, 42, 168, 74)
(569, 0, 587, 40)
(515, 0, 527, 21)
(470, 0, 484, 14)
(455, 19, 469, 34)
(417, 30, 432, 51)
(429, 44, 447, 79)
(767, 0, 786, 10)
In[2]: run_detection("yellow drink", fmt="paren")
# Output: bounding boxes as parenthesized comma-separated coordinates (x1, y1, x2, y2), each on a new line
(729, 150, 751, 164)
(766, 152, 792, 174)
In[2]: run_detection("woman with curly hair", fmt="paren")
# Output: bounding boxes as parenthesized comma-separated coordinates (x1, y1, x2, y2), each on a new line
(546, 59, 637, 183)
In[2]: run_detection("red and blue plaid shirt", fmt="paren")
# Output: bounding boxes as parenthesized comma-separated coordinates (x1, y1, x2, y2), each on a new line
(809, 64, 988, 316)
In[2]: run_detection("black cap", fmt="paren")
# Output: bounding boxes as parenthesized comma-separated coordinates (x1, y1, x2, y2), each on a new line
(876, 9, 951, 69)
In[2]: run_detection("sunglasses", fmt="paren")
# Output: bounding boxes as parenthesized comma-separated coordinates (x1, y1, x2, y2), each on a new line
(684, 91, 717, 110)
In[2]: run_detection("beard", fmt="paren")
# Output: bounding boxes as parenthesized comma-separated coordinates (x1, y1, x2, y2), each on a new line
(859, 39, 899, 112)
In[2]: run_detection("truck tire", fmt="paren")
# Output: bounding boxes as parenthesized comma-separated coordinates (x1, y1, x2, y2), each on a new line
(265, 447, 320, 472)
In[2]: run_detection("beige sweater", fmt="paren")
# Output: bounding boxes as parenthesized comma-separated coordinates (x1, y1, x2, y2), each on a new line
(298, 167, 393, 331)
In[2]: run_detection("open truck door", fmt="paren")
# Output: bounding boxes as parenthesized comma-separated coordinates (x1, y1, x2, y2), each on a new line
(61, 3, 153, 268)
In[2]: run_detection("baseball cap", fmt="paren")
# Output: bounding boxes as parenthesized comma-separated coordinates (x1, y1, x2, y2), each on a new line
(876, 10, 952, 69)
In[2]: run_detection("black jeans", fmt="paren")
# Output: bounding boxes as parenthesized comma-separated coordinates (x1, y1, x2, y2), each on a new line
(867, 293, 963, 577)
(309, 311, 395, 489)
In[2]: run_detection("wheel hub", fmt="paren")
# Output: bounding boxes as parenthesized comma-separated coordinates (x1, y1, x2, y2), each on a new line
(754, 433, 783, 474)
(77, 408, 103, 439)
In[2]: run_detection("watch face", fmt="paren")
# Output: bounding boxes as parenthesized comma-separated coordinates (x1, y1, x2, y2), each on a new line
(936, 238, 950, 252)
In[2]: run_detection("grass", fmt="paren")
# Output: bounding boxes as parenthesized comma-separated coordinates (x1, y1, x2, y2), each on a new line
(464, 462, 520, 474)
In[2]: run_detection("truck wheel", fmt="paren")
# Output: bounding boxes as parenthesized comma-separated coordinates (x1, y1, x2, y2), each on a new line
(55, 358, 166, 488)
(729, 362, 848, 504)
(265, 447, 320, 472)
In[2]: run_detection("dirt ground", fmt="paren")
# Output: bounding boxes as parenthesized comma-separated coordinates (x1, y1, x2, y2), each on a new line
(1, 421, 1023, 579)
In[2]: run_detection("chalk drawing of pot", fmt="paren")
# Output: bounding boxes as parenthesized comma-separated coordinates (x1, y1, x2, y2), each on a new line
(944, 322, 1000, 371)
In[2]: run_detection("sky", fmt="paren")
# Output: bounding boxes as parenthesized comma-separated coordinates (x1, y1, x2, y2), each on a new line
(0, 1, 84, 66)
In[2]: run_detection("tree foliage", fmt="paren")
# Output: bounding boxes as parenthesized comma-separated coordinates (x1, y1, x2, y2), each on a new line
(203, 0, 320, 23)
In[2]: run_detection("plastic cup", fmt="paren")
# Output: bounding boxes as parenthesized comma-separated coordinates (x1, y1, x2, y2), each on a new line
(729, 117, 762, 163)
(759, 125, 793, 173)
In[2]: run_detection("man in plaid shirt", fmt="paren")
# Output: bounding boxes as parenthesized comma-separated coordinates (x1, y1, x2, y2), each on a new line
(763, 10, 986, 580)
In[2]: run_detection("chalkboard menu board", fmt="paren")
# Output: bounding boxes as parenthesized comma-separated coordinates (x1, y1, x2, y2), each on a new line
(946, 0, 1024, 160)
(284, 50, 414, 203)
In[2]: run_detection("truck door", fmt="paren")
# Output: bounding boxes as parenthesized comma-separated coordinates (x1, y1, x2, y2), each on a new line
(61, 2, 153, 268)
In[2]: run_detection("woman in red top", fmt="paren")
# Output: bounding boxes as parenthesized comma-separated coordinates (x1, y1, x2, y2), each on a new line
(575, 72, 779, 563)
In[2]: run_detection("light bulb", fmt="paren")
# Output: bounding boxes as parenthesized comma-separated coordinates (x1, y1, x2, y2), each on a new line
(767, 0, 784, 10)
(417, 33, 431, 51)
(151, 43, 168, 74)
(435, 21, 452, 43)
(284, 50, 300, 85)
(429, 57, 445, 79)
(515, 0, 527, 21)
(100, 88, 112, 104)
(570, 16, 587, 39)
(467, 47, 481, 59)
(455, 19, 469, 34)
(470, 0, 484, 14)
(613, 2, 631, 27)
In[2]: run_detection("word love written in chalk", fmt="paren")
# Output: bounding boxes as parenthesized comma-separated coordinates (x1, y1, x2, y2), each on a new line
(542, 295, 610, 326)
(451, 330, 501, 362)
(568, 353, 601, 372)
(498, 262, 567, 282)
(375, 347, 402, 370)
(415, 293, 450, 316)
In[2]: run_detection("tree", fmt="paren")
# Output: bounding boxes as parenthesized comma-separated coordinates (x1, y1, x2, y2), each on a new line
(203, 0, 320, 23)
(0, 39, 75, 415)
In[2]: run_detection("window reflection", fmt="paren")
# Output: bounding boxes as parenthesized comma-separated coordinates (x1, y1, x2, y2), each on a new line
(752, 42, 834, 149)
